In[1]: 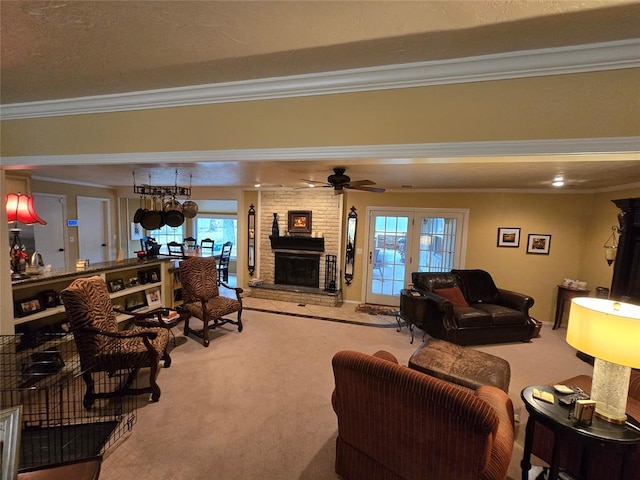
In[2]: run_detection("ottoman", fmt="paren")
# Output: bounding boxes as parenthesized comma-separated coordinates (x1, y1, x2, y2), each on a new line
(408, 338, 511, 393)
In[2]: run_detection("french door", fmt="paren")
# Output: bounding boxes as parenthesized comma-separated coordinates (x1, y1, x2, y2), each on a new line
(364, 208, 468, 306)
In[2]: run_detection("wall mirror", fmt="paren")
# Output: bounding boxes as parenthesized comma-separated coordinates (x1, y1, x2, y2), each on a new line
(344, 206, 357, 286)
(248, 204, 256, 277)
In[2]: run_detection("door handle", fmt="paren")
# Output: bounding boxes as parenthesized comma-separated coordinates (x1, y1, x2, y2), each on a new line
(58, 248, 64, 252)
(101, 244, 107, 247)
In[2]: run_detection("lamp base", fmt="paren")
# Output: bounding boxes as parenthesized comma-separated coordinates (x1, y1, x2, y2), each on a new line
(591, 357, 629, 424)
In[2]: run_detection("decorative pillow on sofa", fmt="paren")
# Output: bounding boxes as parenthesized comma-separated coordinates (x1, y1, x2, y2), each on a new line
(433, 287, 469, 307)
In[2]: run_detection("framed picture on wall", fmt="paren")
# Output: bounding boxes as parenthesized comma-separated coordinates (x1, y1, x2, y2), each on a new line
(131, 222, 143, 241)
(497, 227, 520, 247)
(527, 234, 551, 255)
(288, 210, 312, 235)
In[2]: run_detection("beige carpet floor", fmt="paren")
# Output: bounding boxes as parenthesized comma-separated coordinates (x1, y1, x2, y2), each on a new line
(99, 307, 593, 480)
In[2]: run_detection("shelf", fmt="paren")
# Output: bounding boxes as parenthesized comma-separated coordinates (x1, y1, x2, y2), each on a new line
(109, 283, 159, 299)
(10, 258, 170, 333)
(14, 306, 66, 325)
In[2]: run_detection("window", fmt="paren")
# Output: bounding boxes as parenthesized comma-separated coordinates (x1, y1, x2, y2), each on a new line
(149, 224, 184, 252)
(196, 215, 237, 258)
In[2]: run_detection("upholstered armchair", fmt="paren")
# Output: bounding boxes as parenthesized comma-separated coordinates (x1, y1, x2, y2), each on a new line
(331, 350, 515, 480)
(60, 276, 171, 409)
(178, 256, 243, 347)
(409, 269, 535, 345)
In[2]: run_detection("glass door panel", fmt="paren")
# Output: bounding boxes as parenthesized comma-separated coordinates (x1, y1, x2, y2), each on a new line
(365, 212, 411, 305)
(416, 216, 458, 272)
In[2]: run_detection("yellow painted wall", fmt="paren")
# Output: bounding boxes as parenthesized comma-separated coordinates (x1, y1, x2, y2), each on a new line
(341, 187, 640, 324)
(2, 69, 639, 157)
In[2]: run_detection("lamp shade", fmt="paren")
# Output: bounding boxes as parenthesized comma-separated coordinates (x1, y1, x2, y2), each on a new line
(566, 297, 640, 368)
(5, 193, 47, 225)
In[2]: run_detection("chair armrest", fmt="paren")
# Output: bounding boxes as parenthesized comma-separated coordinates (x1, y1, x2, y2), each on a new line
(372, 350, 398, 363)
(219, 281, 244, 300)
(475, 385, 515, 479)
(77, 326, 158, 341)
(496, 288, 534, 314)
(114, 307, 165, 323)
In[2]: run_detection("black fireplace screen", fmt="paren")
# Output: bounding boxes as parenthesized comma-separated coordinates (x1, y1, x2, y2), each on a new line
(274, 252, 320, 288)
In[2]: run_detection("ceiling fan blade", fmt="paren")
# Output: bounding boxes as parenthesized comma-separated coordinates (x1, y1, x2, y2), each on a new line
(346, 185, 386, 193)
(346, 179, 375, 187)
(300, 178, 332, 187)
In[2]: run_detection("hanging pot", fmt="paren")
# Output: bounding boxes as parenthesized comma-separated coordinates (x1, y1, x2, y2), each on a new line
(140, 197, 163, 230)
(165, 209, 185, 228)
(163, 196, 184, 227)
(163, 197, 182, 213)
(182, 200, 198, 219)
(133, 195, 147, 224)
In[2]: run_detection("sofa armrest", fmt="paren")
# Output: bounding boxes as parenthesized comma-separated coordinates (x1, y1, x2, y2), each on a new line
(496, 288, 534, 314)
(475, 385, 515, 480)
(408, 289, 456, 331)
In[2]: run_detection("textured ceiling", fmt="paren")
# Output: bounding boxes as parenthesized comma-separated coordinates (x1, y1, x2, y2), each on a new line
(2, 0, 638, 103)
(1, 1, 639, 191)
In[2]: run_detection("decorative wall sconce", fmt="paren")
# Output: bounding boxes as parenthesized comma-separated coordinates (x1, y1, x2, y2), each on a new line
(344, 206, 357, 286)
(604, 226, 619, 266)
(6, 193, 47, 279)
(248, 204, 256, 277)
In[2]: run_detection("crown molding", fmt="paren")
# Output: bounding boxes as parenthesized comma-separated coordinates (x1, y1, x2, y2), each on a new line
(2, 39, 638, 120)
(4, 137, 638, 168)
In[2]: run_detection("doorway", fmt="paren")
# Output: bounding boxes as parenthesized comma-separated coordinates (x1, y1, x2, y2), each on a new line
(364, 208, 468, 306)
(78, 196, 110, 264)
(33, 194, 67, 268)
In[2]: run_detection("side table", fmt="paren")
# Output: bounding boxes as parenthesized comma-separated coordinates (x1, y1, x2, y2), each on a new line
(553, 285, 590, 329)
(397, 289, 429, 343)
(520, 385, 640, 480)
(132, 307, 190, 346)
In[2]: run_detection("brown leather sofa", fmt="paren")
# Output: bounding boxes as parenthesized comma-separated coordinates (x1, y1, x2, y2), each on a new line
(331, 350, 515, 480)
(531, 370, 640, 480)
(410, 269, 535, 345)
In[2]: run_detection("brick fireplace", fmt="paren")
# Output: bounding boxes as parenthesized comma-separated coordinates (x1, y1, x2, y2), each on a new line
(250, 190, 343, 306)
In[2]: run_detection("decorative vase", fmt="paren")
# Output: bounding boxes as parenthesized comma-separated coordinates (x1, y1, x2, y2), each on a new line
(272, 213, 279, 237)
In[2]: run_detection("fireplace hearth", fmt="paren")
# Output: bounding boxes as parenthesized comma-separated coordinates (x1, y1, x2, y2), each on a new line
(275, 252, 320, 288)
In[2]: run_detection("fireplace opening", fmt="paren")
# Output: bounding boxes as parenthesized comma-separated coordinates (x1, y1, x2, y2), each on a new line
(275, 252, 320, 288)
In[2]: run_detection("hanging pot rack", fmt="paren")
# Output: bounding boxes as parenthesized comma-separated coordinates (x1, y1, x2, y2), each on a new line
(132, 170, 192, 198)
(132, 171, 197, 228)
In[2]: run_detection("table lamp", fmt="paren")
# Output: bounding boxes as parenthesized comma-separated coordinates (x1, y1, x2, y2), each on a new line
(6, 193, 47, 279)
(566, 297, 640, 424)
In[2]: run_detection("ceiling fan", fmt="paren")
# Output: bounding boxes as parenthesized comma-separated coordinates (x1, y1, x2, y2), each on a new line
(302, 168, 385, 194)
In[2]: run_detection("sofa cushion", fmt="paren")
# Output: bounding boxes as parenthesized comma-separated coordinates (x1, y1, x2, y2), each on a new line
(473, 303, 528, 326)
(452, 269, 499, 304)
(454, 306, 493, 327)
(434, 286, 469, 307)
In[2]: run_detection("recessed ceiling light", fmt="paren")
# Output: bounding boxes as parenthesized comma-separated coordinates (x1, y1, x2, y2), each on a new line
(308, 182, 315, 188)
(254, 183, 261, 188)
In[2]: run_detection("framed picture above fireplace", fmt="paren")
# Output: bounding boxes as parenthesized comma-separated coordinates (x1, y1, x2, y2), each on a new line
(288, 210, 312, 235)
